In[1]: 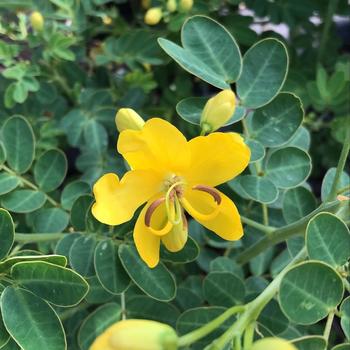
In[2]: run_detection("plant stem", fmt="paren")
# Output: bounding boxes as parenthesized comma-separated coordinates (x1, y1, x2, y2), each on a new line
(121, 292, 126, 320)
(240, 216, 274, 234)
(323, 311, 335, 342)
(262, 204, 269, 226)
(14, 233, 66, 243)
(178, 305, 246, 347)
(343, 278, 350, 293)
(326, 126, 350, 202)
(207, 249, 307, 350)
(318, 0, 338, 62)
(243, 322, 256, 350)
(1, 165, 60, 207)
(236, 199, 343, 265)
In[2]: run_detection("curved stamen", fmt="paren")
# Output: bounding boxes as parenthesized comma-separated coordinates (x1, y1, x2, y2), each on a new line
(192, 185, 222, 204)
(145, 197, 165, 227)
(165, 181, 185, 224)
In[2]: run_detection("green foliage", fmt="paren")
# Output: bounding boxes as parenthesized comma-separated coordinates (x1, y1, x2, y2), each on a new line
(0, 1, 349, 350)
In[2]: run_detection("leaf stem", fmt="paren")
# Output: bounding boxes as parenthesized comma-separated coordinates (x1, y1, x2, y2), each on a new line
(178, 305, 246, 347)
(14, 233, 67, 242)
(326, 126, 350, 202)
(207, 248, 307, 350)
(323, 311, 335, 342)
(237, 199, 342, 265)
(121, 292, 126, 320)
(1, 165, 60, 207)
(240, 216, 274, 234)
(262, 204, 269, 226)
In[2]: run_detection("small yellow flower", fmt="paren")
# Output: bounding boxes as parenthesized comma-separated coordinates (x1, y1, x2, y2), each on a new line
(102, 16, 112, 25)
(250, 338, 298, 350)
(30, 11, 44, 31)
(144, 7, 163, 26)
(92, 115, 250, 267)
(90, 319, 178, 350)
(200, 90, 236, 133)
(167, 0, 177, 12)
(115, 108, 145, 132)
(179, 0, 193, 11)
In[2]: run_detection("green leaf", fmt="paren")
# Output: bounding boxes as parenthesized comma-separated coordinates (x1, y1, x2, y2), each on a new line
(209, 257, 244, 279)
(34, 149, 67, 192)
(83, 120, 108, 154)
(69, 235, 96, 277)
(84, 276, 115, 304)
(11, 261, 89, 307)
(159, 15, 242, 89)
(1, 190, 46, 213)
(239, 175, 279, 204)
(332, 345, 350, 350)
(1, 287, 66, 350)
(1, 115, 35, 174)
(0, 310, 10, 348)
(160, 236, 199, 263)
(282, 187, 317, 224)
(94, 240, 130, 294)
(0, 209, 14, 260)
(78, 303, 121, 350)
(176, 96, 245, 126)
(119, 244, 176, 302)
(265, 147, 312, 189)
(248, 93, 303, 147)
(258, 299, 289, 335)
(246, 139, 265, 162)
(340, 296, 350, 340)
(127, 296, 180, 328)
(1, 338, 21, 350)
(203, 272, 245, 307)
(0, 255, 67, 273)
(55, 233, 81, 259)
(321, 167, 350, 201)
(12, 82, 27, 103)
(70, 195, 94, 231)
(33, 208, 69, 233)
(237, 38, 288, 108)
(279, 261, 344, 324)
(285, 126, 311, 151)
(306, 213, 350, 268)
(292, 336, 327, 350)
(177, 307, 235, 350)
(61, 180, 91, 210)
(0, 173, 20, 195)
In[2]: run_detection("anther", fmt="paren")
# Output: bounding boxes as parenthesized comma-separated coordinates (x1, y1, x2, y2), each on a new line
(145, 197, 165, 227)
(192, 185, 222, 204)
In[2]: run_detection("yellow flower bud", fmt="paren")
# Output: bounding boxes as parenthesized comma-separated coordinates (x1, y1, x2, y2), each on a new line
(144, 7, 163, 26)
(167, 0, 177, 12)
(179, 0, 193, 11)
(89, 319, 178, 350)
(250, 338, 298, 350)
(115, 108, 145, 132)
(102, 16, 112, 25)
(30, 11, 44, 31)
(200, 89, 236, 133)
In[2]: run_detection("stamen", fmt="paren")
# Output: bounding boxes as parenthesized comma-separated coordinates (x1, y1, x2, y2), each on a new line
(165, 181, 185, 224)
(192, 185, 222, 204)
(145, 197, 165, 227)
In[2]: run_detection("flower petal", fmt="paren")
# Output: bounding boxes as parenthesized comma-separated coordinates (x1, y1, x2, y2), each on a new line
(134, 197, 172, 268)
(183, 188, 243, 240)
(184, 132, 250, 187)
(92, 170, 161, 225)
(117, 118, 190, 173)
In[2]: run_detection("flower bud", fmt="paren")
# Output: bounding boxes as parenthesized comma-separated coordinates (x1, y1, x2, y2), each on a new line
(30, 11, 44, 31)
(179, 0, 193, 11)
(144, 7, 163, 26)
(89, 319, 178, 350)
(200, 89, 236, 133)
(250, 338, 298, 350)
(167, 0, 177, 12)
(102, 16, 112, 25)
(115, 108, 145, 132)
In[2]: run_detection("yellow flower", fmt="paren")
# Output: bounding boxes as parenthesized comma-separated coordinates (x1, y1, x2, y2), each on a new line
(102, 16, 112, 25)
(144, 7, 163, 25)
(30, 11, 44, 31)
(115, 108, 145, 132)
(90, 319, 178, 350)
(200, 90, 236, 133)
(167, 0, 177, 12)
(179, 0, 193, 11)
(250, 338, 298, 350)
(92, 116, 250, 267)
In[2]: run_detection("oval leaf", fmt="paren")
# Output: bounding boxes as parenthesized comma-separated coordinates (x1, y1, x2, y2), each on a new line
(0, 209, 14, 260)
